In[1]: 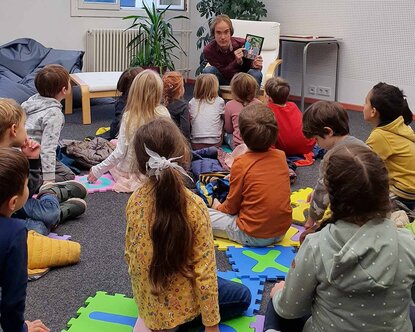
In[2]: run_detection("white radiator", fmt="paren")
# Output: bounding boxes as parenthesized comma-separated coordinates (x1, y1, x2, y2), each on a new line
(85, 28, 191, 78)
(85, 29, 138, 72)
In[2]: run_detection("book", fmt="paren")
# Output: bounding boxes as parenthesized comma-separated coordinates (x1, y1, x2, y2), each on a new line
(243, 34, 264, 60)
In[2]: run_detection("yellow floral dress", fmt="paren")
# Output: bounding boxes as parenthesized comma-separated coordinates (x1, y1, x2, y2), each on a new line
(125, 182, 220, 330)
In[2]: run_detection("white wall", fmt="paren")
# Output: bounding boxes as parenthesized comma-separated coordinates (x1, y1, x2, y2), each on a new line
(1, 0, 414, 109)
(263, 0, 415, 109)
(0, 0, 132, 51)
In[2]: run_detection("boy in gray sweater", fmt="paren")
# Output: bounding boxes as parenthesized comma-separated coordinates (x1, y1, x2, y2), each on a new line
(301, 101, 367, 230)
(22, 64, 74, 183)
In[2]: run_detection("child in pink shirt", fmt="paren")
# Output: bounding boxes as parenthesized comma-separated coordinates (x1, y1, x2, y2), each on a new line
(265, 77, 315, 155)
(224, 73, 262, 149)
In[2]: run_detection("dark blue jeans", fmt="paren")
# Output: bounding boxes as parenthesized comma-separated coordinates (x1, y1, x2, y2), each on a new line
(13, 194, 60, 235)
(264, 299, 309, 332)
(202, 65, 263, 87)
(177, 276, 251, 331)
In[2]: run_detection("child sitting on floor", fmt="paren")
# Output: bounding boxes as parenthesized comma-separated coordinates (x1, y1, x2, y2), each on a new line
(125, 118, 250, 332)
(224, 73, 262, 149)
(109, 66, 143, 139)
(363, 82, 415, 210)
(0, 99, 87, 235)
(0, 148, 50, 332)
(189, 74, 225, 150)
(162, 71, 191, 141)
(209, 104, 292, 247)
(22, 64, 75, 183)
(265, 77, 315, 156)
(302, 101, 367, 230)
(264, 144, 415, 332)
(88, 69, 170, 192)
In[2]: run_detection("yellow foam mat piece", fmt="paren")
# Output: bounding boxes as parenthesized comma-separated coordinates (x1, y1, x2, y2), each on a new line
(290, 187, 313, 224)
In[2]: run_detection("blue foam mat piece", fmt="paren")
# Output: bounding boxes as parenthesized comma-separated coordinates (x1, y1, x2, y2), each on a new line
(226, 246, 296, 280)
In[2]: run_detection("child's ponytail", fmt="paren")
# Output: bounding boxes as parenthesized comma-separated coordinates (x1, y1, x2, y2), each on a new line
(149, 164, 195, 295)
(370, 82, 413, 126)
(133, 118, 194, 295)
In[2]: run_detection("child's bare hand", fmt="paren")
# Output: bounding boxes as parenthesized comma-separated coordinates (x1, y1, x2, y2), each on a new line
(270, 281, 285, 297)
(87, 170, 98, 183)
(21, 138, 41, 159)
(306, 191, 314, 203)
(304, 216, 315, 230)
(26, 319, 50, 332)
(211, 198, 221, 209)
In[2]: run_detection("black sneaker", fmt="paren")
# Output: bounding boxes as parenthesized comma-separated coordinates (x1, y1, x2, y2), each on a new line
(39, 180, 87, 203)
(60, 198, 87, 223)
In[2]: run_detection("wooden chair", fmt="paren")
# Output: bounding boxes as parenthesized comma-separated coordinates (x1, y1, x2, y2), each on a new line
(220, 19, 282, 101)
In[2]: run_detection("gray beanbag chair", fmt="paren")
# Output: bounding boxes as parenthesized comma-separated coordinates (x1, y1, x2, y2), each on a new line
(0, 38, 84, 103)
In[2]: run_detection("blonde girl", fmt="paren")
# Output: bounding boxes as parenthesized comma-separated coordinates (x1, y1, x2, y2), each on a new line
(126, 118, 250, 332)
(88, 69, 170, 192)
(189, 74, 225, 150)
(224, 73, 261, 149)
(162, 71, 191, 140)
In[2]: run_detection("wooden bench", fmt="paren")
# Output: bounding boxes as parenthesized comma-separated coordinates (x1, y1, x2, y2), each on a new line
(64, 71, 122, 125)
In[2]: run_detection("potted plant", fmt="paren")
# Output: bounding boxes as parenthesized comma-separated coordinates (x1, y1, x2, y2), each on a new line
(123, 2, 188, 75)
(195, 0, 268, 74)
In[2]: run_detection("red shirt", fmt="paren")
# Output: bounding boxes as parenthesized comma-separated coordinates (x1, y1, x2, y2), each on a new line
(203, 37, 252, 80)
(268, 102, 316, 156)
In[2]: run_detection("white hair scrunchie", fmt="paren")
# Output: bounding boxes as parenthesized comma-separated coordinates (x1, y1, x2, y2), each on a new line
(145, 145, 193, 182)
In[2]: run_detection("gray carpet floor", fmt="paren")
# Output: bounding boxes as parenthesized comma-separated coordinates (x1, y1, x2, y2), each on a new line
(24, 86, 375, 331)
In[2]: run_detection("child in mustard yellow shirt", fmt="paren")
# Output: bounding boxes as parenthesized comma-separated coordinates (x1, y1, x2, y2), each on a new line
(125, 118, 250, 332)
(363, 82, 415, 209)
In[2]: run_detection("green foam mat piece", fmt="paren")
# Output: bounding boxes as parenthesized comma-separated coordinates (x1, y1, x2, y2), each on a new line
(62, 291, 138, 332)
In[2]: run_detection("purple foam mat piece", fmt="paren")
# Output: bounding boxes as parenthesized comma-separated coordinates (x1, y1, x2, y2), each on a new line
(75, 174, 115, 194)
(249, 315, 265, 332)
(291, 224, 305, 242)
(48, 233, 71, 240)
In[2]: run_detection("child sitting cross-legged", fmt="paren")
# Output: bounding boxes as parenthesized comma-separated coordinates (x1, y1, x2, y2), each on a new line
(0, 99, 87, 236)
(189, 74, 225, 150)
(265, 77, 316, 156)
(88, 69, 171, 192)
(302, 101, 367, 231)
(162, 71, 191, 141)
(22, 64, 75, 183)
(224, 72, 262, 149)
(209, 104, 292, 247)
(0, 148, 50, 332)
(264, 144, 415, 332)
(363, 82, 415, 210)
(109, 66, 143, 139)
(125, 118, 251, 332)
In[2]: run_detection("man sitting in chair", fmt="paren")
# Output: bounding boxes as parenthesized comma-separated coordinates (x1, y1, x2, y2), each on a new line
(203, 15, 263, 86)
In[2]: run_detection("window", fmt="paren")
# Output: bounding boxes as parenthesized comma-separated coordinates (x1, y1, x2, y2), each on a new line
(71, 0, 186, 17)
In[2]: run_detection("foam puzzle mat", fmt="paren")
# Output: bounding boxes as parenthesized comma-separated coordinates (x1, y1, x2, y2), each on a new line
(62, 291, 138, 332)
(192, 316, 256, 332)
(214, 224, 303, 251)
(227, 246, 296, 280)
(48, 233, 71, 240)
(217, 271, 265, 316)
(75, 174, 115, 194)
(290, 187, 313, 224)
(64, 292, 265, 332)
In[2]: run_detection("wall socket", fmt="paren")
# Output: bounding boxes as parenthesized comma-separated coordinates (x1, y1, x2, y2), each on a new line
(317, 86, 331, 97)
(308, 85, 317, 95)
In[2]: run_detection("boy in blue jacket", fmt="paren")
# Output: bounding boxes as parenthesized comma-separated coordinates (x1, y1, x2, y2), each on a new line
(0, 148, 49, 332)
